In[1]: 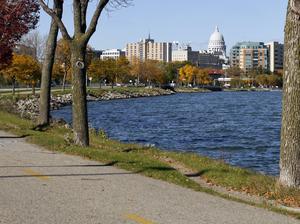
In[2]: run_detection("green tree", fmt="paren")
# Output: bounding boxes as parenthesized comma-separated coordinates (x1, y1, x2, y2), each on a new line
(161, 62, 182, 84)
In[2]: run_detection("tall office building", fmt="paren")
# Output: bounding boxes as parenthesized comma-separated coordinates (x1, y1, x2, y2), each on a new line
(126, 36, 172, 63)
(265, 41, 284, 73)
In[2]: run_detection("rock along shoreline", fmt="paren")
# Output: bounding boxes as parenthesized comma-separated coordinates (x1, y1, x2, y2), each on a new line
(14, 88, 174, 119)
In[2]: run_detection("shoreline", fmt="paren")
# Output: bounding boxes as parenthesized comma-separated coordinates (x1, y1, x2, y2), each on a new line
(2, 87, 174, 119)
(0, 109, 299, 217)
(13, 86, 278, 119)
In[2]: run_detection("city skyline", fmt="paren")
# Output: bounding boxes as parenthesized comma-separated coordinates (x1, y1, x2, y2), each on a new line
(37, 0, 287, 51)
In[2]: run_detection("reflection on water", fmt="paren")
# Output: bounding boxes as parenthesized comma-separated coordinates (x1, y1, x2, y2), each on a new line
(52, 91, 282, 176)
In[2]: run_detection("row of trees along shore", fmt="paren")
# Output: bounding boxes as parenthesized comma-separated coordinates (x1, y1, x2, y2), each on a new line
(0, 0, 299, 189)
(0, 54, 214, 90)
(226, 66, 283, 88)
(0, 52, 283, 93)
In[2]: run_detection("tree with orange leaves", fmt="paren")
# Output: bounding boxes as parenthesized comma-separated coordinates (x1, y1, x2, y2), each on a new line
(196, 68, 211, 86)
(2, 54, 41, 95)
(179, 65, 198, 86)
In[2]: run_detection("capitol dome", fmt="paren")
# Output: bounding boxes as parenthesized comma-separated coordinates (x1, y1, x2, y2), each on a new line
(208, 26, 226, 56)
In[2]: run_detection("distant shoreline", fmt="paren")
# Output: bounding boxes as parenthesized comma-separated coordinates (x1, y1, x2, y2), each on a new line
(0, 87, 282, 120)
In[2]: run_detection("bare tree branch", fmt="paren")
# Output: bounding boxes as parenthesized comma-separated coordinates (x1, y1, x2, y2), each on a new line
(73, 0, 83, 35)
(84, 0, 132, 42)
(19, 31, 46, 61)
(107, 0, 133, 10)
(80, 0, 89, 32)
(39, 0, 72, 40)
(84, 0, 109, 41)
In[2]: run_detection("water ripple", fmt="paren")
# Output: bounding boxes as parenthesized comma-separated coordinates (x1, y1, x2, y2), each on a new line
(52, 91, 282, 176)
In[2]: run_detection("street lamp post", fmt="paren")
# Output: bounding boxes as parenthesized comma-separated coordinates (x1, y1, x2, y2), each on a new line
(89, 77, 93, 87)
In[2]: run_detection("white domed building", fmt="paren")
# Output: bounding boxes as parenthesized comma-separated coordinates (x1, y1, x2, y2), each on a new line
(208, 26, 226, 56)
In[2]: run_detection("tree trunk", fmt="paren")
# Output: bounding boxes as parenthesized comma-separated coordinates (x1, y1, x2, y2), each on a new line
(39, 0, 111, 146)
(38, 0, 63, 126)
(279, 0, 300, 188)
(12, 78, 15, 95)
(70, 42, 89, 146)
(32, 84, 35, 95)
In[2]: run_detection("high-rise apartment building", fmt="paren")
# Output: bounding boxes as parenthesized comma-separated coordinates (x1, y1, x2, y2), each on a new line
(230, 42, 268, 72)
(126, 36, 172, 63)
(229, 44, 241, 68)
(265, 41, 284, 73)
(239, 42, 268, 72)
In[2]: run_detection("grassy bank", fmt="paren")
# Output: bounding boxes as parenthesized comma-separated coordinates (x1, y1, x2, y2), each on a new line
(0, 109, 300, 218)
(87, 86, 173, 98)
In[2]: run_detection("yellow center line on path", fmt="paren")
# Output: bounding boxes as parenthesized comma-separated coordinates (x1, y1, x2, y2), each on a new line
(23, 168, 49, 181)
(125, 214, 156, 224)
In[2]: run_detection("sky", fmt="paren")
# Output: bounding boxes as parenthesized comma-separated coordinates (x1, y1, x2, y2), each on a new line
(37, 0, 288, 52)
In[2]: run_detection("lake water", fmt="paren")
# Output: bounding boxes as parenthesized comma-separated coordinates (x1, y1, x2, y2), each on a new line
(52, 91, 282, 176)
